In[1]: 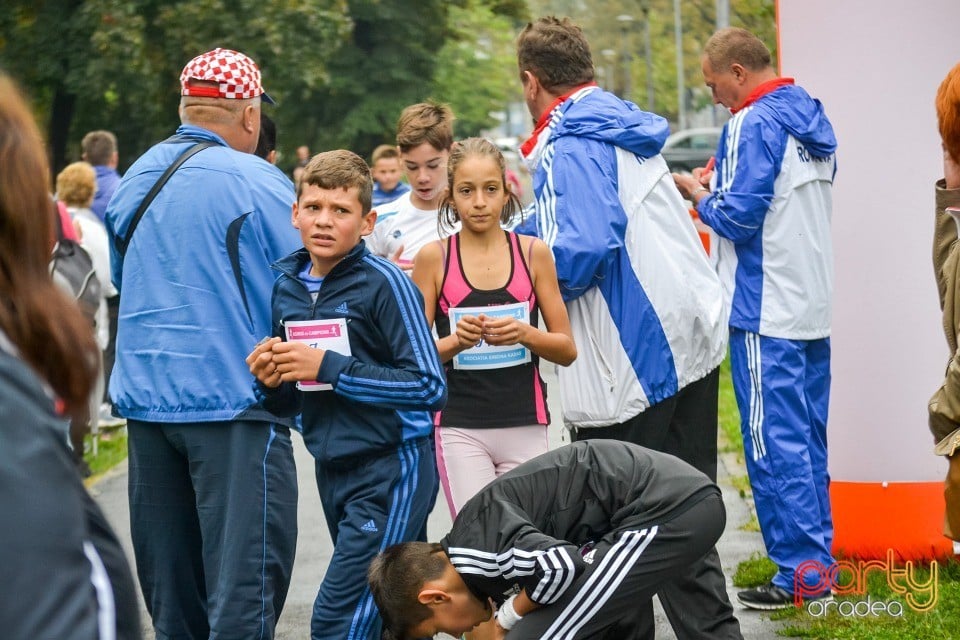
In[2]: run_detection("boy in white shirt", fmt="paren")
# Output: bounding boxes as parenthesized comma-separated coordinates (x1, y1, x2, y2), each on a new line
(366, 101, 458, 271)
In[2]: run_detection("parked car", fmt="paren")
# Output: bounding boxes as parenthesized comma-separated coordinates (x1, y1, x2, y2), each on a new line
(661, 127, 722, 173)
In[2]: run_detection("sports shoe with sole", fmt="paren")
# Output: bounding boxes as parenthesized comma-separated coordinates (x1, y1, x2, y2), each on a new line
(737, 581, 832, 610)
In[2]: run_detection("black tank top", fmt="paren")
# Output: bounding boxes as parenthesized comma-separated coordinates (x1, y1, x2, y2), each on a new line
(434, 231, 549, 428)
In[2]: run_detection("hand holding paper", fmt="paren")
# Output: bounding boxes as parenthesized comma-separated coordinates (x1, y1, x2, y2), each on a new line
(479, 312, 527, 347)
(390, 244, 413, 273)
(246, 337, 283, 388)
(454, 314, 483, 350)
(271, 340, 326, 385)
(693, 156, 716, 187)
(450, 302, 531, 370)
(283, 319, 351, 391)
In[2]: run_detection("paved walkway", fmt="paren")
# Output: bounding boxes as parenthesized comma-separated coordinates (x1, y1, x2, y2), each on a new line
(91, 367, 783, 638)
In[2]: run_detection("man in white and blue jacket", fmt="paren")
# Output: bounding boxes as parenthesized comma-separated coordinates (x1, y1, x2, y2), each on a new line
(105, 49, 301, 639)
(516, 17, 739, 640)
(675, 27, 837, 610)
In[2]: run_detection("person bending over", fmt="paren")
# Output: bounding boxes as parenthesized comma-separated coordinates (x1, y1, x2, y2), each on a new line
(369, 440, 730, 639)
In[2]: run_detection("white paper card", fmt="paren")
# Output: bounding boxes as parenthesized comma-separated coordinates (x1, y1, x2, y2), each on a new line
(450, 302, 531, 370)
(284, 318, 351, 391)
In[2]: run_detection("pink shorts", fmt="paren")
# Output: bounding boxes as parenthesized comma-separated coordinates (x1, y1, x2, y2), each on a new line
(435, 424, 549, 519)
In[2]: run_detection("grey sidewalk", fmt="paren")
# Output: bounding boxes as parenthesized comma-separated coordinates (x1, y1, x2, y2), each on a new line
(90, 368, 784, 638)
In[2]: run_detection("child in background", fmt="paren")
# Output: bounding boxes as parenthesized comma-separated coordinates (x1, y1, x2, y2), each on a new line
(247, 150, 446, 640)
(366, 101, 458, 272)
(370, 144, 410, 207)
(412, 137, 576, 520)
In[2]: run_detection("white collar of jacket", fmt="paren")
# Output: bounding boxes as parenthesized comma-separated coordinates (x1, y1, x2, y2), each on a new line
(520, 85, 599, 173)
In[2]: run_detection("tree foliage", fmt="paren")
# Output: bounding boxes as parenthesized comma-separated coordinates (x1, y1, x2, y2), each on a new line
(525, 0, 777, 127)
(306, 0, 454, 160)
(431, 1, 525, 140)
(0, 0, 527, 175)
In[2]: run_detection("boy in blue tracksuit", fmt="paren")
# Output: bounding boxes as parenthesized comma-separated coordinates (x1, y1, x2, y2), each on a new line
(247, 149, 446, 640)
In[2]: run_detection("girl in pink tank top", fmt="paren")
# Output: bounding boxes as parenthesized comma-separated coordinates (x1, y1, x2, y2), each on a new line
(412, 138, 577, 522)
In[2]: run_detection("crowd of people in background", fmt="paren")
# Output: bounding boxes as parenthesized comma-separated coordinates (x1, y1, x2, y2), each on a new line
(22, 10, 953, 640)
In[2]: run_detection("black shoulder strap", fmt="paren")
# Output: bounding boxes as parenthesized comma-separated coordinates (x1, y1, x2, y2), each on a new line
(115, 140, 218, 257)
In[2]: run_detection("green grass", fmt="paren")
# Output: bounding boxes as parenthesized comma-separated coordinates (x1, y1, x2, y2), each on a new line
(734, 553, 777, 588)
(83, 429, 128, 485)
(738, 514, 761, 532)
(720, 355, 960, 639)
(718, 355, 743, 457)
(729, 473, 752, 498)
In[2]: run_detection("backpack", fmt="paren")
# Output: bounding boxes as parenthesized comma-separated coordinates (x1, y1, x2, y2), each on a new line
(50, 202, 102, 328)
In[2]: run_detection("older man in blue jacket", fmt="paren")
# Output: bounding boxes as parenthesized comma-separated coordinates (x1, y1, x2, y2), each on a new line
(105, 48, 301, 639)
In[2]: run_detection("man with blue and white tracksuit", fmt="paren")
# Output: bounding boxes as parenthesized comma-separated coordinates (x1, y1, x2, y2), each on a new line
(675, 27, 837, 610)
(516, 17, 740, 640)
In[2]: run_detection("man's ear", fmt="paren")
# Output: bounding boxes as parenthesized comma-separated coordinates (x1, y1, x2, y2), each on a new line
(730, 63, 747, 84)
(361, 209, 377, 236)
(521, 70, 540, 93)
(291, 201, 300, 228)
(244, 104, 259, 134)
(416, 587, 451, 607)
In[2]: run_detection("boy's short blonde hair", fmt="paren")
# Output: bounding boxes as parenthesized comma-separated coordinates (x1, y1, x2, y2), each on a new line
(297, 150, 374, 215)
(56, 161, 97, 209)
(371, 144, 400, 165)
(396, 101, 454, 154)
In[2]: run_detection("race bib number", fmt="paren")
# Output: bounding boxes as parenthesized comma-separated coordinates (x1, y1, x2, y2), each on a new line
(451, 302, 531, 371)
(284, 318, 351, 391)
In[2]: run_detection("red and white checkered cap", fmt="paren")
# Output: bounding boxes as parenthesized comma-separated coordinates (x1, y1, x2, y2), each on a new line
(180, 48, 275, 104)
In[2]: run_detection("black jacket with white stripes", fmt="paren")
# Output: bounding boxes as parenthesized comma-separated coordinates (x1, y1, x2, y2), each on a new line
(439, 440, 719, 606)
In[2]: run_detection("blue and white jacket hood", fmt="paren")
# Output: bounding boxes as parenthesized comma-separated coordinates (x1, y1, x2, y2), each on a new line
(553, 89, 669, 157)
(752, 84, 836, 158)
(523, 86, 669, 173)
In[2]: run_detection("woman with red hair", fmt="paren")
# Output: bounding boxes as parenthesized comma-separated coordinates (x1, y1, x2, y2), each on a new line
(930, 61, 960, 540)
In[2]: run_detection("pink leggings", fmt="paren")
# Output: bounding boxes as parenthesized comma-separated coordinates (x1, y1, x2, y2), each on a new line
(435, 424, 549, 519)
